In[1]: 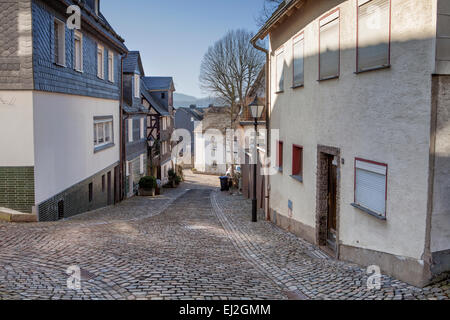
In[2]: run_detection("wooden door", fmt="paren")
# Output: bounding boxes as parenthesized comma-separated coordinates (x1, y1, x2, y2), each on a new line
(327, 155, 337, 251)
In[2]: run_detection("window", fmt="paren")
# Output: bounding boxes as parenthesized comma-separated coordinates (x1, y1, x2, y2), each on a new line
(128, 118, 133, 142)
(74, 31, 83, 71)
(94, 117, 113, 150)
(292, 145, 303, 180)
(275, 48, 284, 92)
(140, 117, 145, 139)
(277, 141, 284, 171)
(97, 44, 104, 79)
(108, 51, 114, 82)
(88, 183, 93, 202)
(134, 74, 140, 98)
(54, 19, 65, 66)
(126, 161, 130, 177)
(140, 154, 144, 174)
(319, 9, 340, 80)
(353, 158, 388, 219)
(293, 33, 304, 87)
(161, 92, 165, 99)
(357, 0, 391, 72)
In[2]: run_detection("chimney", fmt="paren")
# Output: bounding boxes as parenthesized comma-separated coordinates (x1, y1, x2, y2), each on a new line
(189, 104, 197, 109)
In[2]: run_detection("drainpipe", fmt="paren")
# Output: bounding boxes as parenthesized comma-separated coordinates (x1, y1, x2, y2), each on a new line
(251, 38, 271, 221)
(120, 52, 128, 201)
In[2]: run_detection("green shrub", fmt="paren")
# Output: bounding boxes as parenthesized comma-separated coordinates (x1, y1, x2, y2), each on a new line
(168, 169, 176, 178)
(139, 176, 156, 189)
(175, 175, 182, 184)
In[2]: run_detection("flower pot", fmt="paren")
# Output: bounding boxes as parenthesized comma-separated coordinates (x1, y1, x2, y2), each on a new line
(139, 188, 155, 197)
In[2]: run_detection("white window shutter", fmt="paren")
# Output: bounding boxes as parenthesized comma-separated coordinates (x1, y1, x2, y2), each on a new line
(140, 118, 145, 139)
(126, 161, 130, 177)
(128, 118, 133, 142)
(140, 154, 144, 174)
(355, 160, 387, 217)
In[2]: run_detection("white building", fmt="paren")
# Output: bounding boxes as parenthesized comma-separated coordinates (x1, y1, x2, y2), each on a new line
(252, 0, 450, 286)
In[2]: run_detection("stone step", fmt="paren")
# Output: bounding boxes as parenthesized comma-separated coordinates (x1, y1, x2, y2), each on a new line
(0, 207, 37, 223)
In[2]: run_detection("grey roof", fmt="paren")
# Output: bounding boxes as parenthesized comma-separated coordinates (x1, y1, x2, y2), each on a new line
(177, 107, 204, 121)
(59, 0, 128, 53)
(123, 51, 144, 74)
(141, 79, 169, 116)
(143, 77, 174, 91)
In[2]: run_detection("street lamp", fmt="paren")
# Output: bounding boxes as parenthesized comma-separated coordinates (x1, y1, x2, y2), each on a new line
(249, 97, 265, 223)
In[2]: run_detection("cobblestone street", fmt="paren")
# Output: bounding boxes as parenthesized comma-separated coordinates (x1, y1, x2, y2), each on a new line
(0, 172, 448, 300)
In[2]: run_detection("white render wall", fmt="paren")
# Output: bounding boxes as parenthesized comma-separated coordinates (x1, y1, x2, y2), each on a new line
(0, 91, 34, 166)
(268, 0, 436, 260)
(33, 91, 120, 204)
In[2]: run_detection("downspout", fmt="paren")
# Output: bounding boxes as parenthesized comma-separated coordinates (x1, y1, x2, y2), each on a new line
(251, 38, 271, 221)
(120, 52, 128, 201)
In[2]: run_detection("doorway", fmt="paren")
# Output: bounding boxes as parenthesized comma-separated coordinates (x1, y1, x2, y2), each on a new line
(107, 171, 112, 205)
(316, 145, 340, 255)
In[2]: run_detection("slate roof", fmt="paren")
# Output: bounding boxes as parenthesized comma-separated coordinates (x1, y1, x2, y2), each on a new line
(141, 79, 169, 116)
(177, 107, 204, 121)
(123, 51, 144, 74)
(58, 0, 128, 53)
(143, 77, 174, 91)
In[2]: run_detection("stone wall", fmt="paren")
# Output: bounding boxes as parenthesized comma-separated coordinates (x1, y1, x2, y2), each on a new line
(0, 166, 35, 213)
(0, 0, 34, 90)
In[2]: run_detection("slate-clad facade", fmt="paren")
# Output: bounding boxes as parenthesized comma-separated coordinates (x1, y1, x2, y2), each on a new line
(0, 0, 127, 220)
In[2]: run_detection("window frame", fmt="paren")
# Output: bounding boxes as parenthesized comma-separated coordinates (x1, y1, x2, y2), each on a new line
(352, 157, 388, 220)
(74, 30, 83, 72)
(291, 144, 303, 182)
(97, 44, 104, 79)
(54, 18, 66, 66)
(292, 32, 305, 89)
(93, 116, 114, 152)
(275, 47, 285, 93)
(318, 8, 341, 81)
(108, 51, 114, 82)
(356, 0, 392, 74)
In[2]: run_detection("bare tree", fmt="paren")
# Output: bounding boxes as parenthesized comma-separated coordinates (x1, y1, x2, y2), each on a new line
(199, 29, 265, 175)
(255, 0, 283, 27)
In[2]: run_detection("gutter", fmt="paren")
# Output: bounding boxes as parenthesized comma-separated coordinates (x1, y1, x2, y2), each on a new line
(251, 38, 271, 221)
(120, 52, 128, 201)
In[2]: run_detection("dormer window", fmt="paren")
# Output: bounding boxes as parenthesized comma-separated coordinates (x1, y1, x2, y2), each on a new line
(161, 92, 165, 99)
(94, 0, 99, 15)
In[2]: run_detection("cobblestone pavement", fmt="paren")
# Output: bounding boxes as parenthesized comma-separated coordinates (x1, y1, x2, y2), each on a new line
(0, 171, 448, 300)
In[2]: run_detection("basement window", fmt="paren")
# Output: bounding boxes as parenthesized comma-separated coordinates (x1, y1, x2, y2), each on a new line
(352, 158, 388, 220)
(88, 183, 93, 202)
(319, 9, 340, 80)
(357, 0, 391, 73)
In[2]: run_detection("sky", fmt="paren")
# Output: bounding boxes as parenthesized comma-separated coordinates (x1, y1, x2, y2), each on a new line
(101, 0, 266, 98)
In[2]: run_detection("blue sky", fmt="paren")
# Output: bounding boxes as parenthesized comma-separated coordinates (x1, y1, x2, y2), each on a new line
(101, 0, 265, 98)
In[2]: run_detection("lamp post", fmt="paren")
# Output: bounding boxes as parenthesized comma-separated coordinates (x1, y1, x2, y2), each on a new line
(249, 97, 265, 222)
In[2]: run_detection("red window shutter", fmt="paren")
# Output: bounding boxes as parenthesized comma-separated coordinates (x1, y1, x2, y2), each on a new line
(292, 145, 303, 176)
(278, 141, 283, 168)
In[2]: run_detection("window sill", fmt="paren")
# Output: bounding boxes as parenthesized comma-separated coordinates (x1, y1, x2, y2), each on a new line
(277, 167, 283, 173)
(291, 84, 304, 89)
(290, 174, 303, 183)
(355, 64, 391, 74)
(75, 69, 83, 73)
(351, 203, 386, 221)
(317, 75, 339, 82)
(54, 62, 66, 68)
(94, 143, 115, 154)
(275, 90, 284, 94)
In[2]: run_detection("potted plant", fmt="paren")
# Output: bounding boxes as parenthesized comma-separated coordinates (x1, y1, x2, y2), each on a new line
(168, 169, 176, 188)
(139, 176, 157, 196)
(175, 175, 182, 186)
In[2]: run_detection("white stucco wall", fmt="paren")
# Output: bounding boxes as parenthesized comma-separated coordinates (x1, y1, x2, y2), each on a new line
(0, 91, 34, 166)
(33, 91, 120, 204)
(268, 0, 435, 260)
